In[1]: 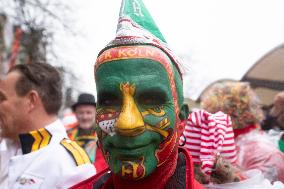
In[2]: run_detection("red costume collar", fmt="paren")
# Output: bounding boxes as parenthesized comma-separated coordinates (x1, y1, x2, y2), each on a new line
(105, 147, 178, 189)
(233, 124, 259, 138)
(68, 147, 205, 189)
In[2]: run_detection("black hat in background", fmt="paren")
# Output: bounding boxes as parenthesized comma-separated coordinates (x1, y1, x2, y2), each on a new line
(72, 93, 96, 111)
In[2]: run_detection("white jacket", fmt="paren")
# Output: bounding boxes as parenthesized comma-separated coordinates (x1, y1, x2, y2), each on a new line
(0, 119, 96, 189)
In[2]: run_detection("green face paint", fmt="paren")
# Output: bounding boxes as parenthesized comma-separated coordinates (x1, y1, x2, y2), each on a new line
(95, 46, 180, 180)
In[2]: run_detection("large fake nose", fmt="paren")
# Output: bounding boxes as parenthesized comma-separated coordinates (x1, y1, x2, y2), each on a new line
(115, 83, 145, 136)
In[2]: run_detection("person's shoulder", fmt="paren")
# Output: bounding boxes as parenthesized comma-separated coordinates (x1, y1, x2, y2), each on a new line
(41, 137, 91, 168)
(58, 138, 92, 166)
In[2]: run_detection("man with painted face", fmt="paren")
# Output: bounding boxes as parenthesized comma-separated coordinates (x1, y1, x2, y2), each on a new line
(70, 0, 205, 188)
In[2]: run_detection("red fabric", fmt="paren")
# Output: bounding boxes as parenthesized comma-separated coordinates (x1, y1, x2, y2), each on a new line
(109, 146, 178, 189)
(69, 147, 205, 189)
(181, 146, 205, 189)
(94, 148, 108, 173)
(233, 124, 259, 138)
(179, 147, 200, 189)
(194, 180, 206, 189)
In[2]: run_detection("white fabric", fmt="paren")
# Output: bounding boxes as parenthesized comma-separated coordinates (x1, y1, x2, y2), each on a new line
(204, 169, 284, 189)
(0, 138, 22, 188)
(0, 119, 96, 189)
(266, 129, 284, 147)
(235, 130, 284, 182)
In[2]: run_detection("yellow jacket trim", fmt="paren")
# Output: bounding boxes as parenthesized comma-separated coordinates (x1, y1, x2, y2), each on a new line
(29, 128, 52, 152)
(39, 128, 52, 148)
(60, 138, 91, 166)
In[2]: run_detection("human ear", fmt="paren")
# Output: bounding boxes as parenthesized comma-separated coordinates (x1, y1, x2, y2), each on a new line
(177, 104, 190, 137)
(179, 103, 190, 121)
(26, 90, 40, 112)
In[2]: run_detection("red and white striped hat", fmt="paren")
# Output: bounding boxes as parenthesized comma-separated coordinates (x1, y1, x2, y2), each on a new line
(180, 110, 237, 175)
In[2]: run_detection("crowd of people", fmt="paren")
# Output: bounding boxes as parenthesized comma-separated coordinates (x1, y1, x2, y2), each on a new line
(1, 0, 284, 188)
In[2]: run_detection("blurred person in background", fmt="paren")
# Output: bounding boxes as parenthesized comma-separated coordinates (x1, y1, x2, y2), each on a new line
(261, 91, 284, 153)
(269, 91, 284, 130)
(261, 91, 284, 131)
(0, 63, 95, 189)
(200, 81, 284, 183)
(68, 93, 108, 173)
(62, 108, 79, 131)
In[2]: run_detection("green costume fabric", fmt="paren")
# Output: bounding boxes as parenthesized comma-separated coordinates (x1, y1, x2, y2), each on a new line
(119, 0, 166, 42)
(279, 139, 284, 153)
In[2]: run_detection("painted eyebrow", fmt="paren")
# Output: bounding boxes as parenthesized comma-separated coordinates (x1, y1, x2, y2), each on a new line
(135, 85, 169, 96)
(98, 91, 120, 99)
(97, 91, 122, 105)
(136, 89, 168, 104)
(137, 89, 167, 97)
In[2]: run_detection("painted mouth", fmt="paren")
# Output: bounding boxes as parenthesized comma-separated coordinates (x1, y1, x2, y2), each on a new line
(111, 141, 150, 150)
(109, 141, 152, 156)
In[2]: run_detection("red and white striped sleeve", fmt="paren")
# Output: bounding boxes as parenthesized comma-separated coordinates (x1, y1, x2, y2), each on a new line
(180, 110, 237, 175)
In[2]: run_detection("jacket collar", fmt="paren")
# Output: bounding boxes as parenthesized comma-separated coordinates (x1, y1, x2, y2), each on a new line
(18, 119, 67, 154)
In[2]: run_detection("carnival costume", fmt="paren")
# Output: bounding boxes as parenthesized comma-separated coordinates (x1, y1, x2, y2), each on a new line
(70, 0, 204, 188)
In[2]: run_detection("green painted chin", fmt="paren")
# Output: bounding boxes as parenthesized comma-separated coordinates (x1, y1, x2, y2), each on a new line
(100, 131, 162, 180)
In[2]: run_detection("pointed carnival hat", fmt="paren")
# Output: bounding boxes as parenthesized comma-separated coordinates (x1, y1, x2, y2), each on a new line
(95, 0, 184, 111)
(95, 0, 183, 77)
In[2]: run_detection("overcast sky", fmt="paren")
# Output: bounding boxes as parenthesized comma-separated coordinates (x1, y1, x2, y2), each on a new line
(54, 0, 284, 100)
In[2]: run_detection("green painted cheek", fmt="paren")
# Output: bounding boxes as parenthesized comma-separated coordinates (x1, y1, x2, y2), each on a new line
(141, 105, 175, 129)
